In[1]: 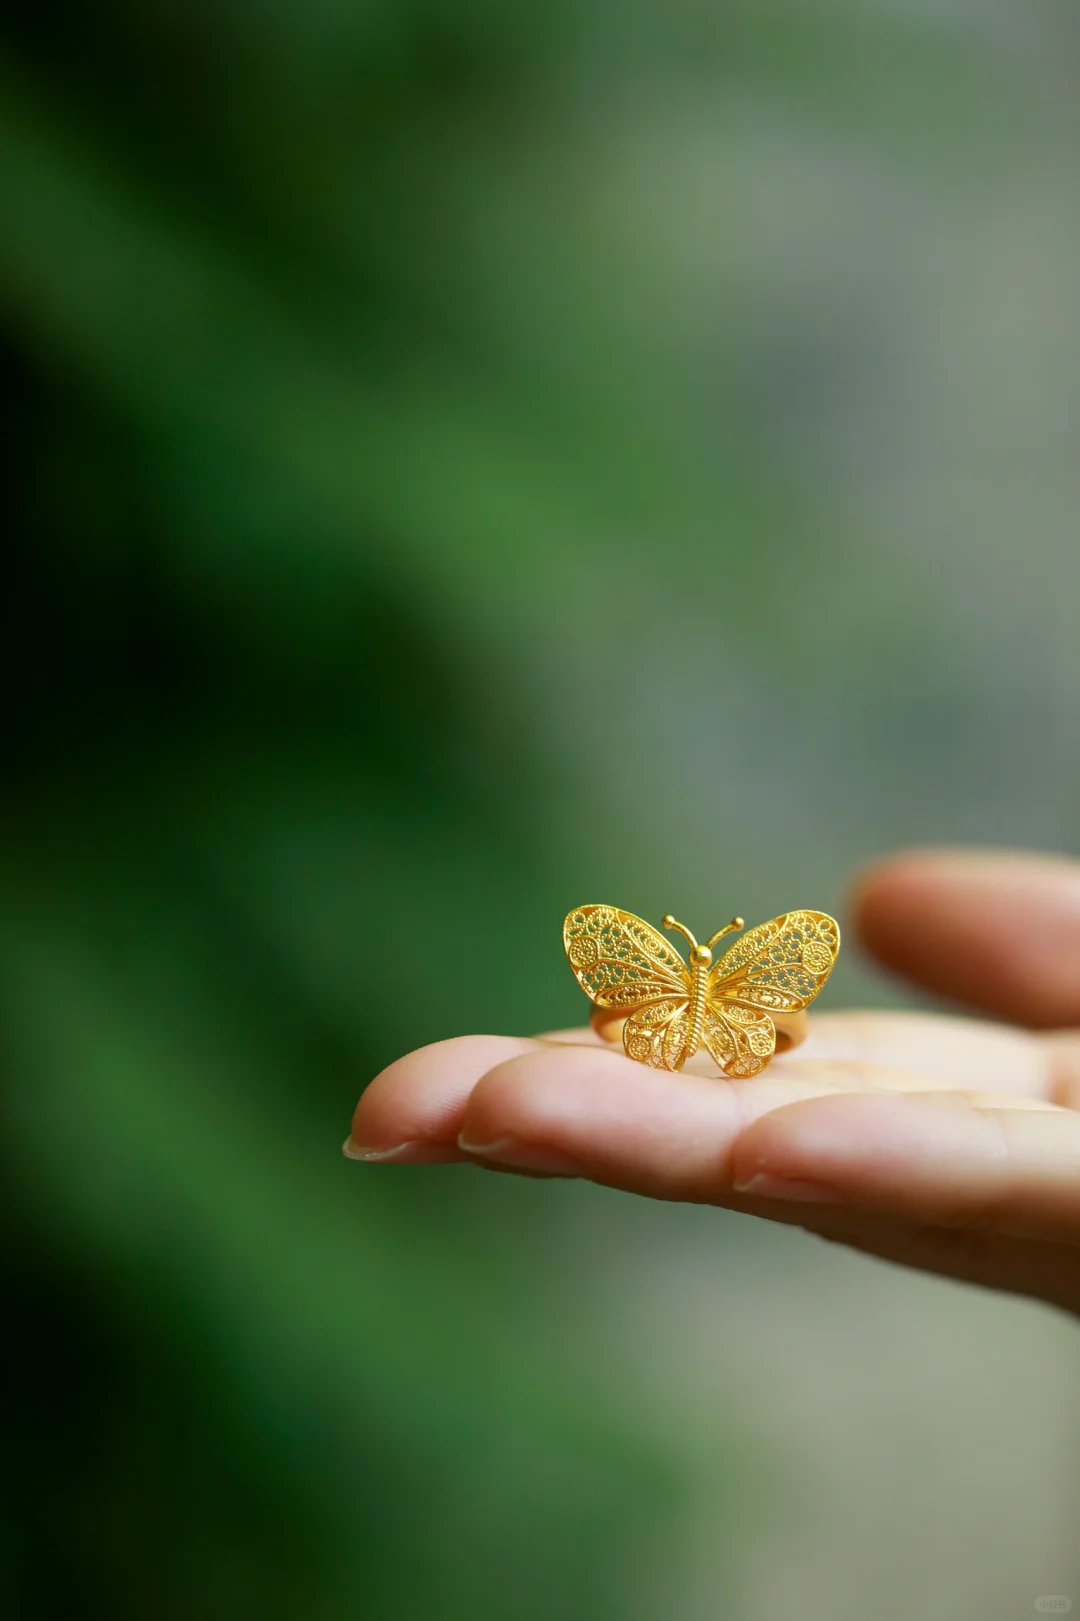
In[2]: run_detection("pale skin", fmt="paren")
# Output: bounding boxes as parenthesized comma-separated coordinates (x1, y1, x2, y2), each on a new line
(346, 849, 1080, 1317)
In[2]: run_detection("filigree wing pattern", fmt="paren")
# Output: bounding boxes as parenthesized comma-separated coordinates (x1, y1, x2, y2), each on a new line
(563, 905, 690, 1010)
(709, 911, 840, 1013)
(623, 999, 691, 1071)
(702, 1001, 777, 1079)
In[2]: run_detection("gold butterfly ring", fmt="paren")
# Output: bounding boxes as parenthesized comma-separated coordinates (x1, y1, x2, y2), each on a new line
(563, 905, 840, 1078)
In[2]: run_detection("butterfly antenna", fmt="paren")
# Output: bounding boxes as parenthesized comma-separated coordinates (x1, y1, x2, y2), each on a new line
(706, 917, 745, 950)
(661, 914, 699, 953)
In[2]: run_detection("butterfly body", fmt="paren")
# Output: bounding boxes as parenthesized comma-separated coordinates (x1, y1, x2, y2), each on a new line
(563, 904, 840, 1078)
(683, 959, 711, 1062)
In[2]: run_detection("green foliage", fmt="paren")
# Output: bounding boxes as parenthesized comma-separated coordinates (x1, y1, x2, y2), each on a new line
(0, 1, 704, 1614)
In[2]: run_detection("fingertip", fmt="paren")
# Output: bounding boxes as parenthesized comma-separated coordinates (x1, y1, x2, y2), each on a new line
(456, 1044, 745, 1198)
(730, 1087, 1071, 1229)
(350, 1034, 540, 1150)
(729, 1090, 963, 1210)
(849, 846, 958, 950)
(849, 847, 1080, 1026)
(459, 1043, 638, 1150)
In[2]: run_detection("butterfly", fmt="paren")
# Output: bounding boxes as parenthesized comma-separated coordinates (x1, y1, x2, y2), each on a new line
(563, 905, 840, 1077)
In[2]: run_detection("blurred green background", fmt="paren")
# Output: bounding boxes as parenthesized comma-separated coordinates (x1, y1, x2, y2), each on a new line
(4, 3, 1080, 1618)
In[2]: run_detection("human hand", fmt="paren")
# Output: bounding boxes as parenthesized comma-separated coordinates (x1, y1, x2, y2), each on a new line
(346, 851, 1080, 1315)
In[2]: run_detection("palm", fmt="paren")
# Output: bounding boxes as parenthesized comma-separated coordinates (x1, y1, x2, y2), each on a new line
(347, 850, 1080, 1317)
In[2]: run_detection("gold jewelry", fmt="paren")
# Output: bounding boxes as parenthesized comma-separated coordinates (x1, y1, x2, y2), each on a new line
(563, 905, 840, 1078)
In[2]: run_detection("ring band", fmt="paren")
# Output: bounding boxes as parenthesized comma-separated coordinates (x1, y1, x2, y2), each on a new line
(589, 1006, 809, 1062)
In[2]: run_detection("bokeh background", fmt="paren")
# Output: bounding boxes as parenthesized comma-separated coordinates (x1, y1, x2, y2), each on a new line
(4, 2, 1080, 1617)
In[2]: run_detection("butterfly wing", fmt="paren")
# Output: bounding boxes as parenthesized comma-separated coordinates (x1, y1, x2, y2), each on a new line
(703, 911, 840, 1079)
(702, 1001, 777, 1079)
(709, 910, 840, 1012)
(563, 905, 690, 1007)
(563, 905, 692, 1070)
(623, 1000, 692, 1071)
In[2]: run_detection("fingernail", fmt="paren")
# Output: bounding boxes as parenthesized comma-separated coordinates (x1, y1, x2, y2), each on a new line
(456, 1133, 584, 1177)
(342, 1137, 460, 1164)
(732, 1172, 846, 1204)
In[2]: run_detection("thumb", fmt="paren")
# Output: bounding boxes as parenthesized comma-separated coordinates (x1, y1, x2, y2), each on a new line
(853, 848, 1080, 1027)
